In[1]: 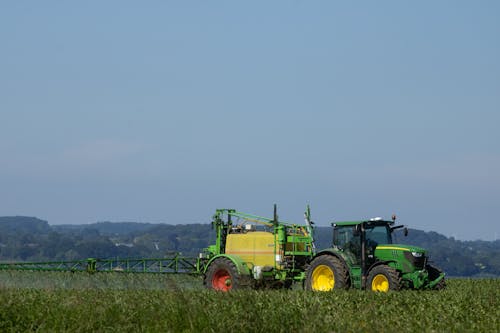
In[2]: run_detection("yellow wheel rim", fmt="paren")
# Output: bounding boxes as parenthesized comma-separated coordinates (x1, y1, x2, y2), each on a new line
(311, 265, 334, 291)
(372, 274, 389, 292)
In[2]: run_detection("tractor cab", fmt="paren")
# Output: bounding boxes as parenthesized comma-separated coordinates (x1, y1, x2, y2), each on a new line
(332, 217, 400, 268)
(312, 215, 445, 291)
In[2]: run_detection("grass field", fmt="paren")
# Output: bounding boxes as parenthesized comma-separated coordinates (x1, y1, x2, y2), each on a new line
(0, 271, 498, 332)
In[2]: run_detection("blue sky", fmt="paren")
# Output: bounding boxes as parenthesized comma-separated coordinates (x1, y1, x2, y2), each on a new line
(1, 2, 499, 240)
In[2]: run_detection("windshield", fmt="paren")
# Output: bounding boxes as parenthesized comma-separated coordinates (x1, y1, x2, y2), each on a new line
(365, 225, 391, 245)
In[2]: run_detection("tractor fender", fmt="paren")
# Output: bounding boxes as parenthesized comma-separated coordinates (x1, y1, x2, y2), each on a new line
(204, 254, 252, 276)
(311, 248, 349, 269)
(366, 260, 396, 275)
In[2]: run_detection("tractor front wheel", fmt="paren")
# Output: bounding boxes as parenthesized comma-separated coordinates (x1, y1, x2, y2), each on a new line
(204, 257, 240, 291)
(367, 265, 401, 292)
(305, 255, 349, 291)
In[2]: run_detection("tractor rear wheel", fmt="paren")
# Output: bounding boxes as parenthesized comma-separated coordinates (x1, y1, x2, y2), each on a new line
(367, 265, 401, 292)
(204, 257, 241, 291)
(305, 255, 349, 291)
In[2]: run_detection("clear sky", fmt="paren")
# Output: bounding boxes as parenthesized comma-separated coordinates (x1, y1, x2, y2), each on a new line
(1, 2, 499, 241)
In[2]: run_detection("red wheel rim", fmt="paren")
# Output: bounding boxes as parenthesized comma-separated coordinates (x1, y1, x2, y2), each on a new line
(212, 269, 232, 291)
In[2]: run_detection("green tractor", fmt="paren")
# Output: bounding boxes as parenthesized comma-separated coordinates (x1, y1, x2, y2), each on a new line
(305, 216, 445, 292)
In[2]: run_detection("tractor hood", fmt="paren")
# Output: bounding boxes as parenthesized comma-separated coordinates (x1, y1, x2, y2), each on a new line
(375, 244, 426, 254)
(374, 244, 427, 273)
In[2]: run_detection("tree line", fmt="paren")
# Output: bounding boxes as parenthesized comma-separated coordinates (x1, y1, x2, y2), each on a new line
(0, 216, 498, 277)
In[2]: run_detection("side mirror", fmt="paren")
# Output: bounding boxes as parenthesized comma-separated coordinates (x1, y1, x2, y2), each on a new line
(404, 227, 408, 237)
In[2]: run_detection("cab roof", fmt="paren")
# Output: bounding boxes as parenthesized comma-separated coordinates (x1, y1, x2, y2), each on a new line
(332, 218, 395, 227)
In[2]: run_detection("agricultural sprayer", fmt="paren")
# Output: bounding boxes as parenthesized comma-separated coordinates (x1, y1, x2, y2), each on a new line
(200, 205, 315, 290)
(0, 206, 445, 292)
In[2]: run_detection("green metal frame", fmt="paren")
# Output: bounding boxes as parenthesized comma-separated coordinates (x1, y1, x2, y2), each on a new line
(0, 255, 201, 274)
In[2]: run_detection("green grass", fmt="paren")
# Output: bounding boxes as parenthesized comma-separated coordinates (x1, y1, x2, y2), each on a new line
(0, 270, 202, 290)
(0, 272, 498, 332)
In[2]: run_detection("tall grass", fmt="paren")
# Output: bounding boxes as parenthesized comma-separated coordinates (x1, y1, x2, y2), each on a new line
(0, 272, 498, 332)
(0, 270, 202, 290)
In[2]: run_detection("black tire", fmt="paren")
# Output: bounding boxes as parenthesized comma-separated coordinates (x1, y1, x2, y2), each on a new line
(305, 255, 350, 291)
(367, 264, 401, 292)
(204, 257, 241, 291)
(426, 264, 446, 290)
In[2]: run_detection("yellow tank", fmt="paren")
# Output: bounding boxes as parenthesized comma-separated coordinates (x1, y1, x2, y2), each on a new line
(225, 231, 276, 268)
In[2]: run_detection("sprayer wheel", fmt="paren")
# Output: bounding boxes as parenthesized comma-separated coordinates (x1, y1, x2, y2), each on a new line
(204, 257, 241, 291)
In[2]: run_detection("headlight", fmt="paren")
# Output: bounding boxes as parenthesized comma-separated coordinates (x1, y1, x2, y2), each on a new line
(411, 252, 423, 257)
